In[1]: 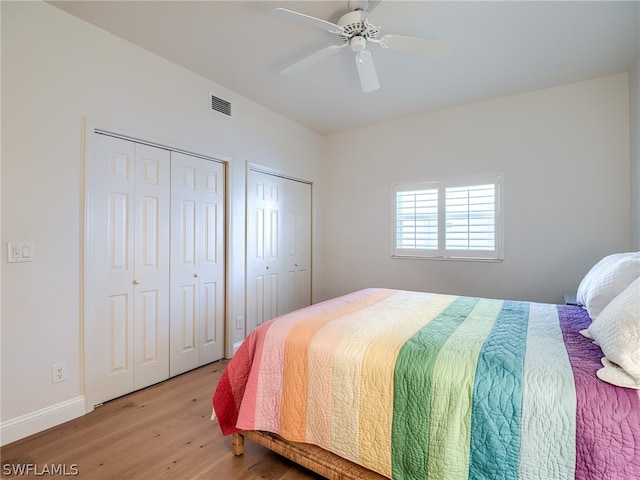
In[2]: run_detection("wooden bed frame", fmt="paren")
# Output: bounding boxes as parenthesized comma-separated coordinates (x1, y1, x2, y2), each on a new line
(232, 431, 388, 480)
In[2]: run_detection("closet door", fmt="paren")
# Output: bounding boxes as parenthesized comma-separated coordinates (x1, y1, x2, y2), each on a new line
(287, 180, 312, 312)
(246, 171, 284, 333)
(170, 152, 225, 376)
(91, 134, 170, 405)
(132, 144, 171, 389)
(246, 169, 311, 334)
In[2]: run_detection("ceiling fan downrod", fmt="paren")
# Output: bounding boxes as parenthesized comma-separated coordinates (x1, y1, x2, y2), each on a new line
(347, 0, 370, 12)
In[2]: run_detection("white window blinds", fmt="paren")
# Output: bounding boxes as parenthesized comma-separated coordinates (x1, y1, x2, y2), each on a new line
(396, 188, 438, 250)
(392, 174, 503, 260)
(445, 184, 495, 251)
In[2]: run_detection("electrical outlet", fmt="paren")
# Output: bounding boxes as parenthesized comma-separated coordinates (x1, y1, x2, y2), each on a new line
(235, 316, 244, 330)
(52, 362, 68, 384)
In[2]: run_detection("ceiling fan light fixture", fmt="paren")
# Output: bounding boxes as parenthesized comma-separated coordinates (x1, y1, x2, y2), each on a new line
(350, 35, 367, 52)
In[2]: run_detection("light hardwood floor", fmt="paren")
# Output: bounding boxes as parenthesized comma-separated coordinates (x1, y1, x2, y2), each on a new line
(1, 360, 322, 479)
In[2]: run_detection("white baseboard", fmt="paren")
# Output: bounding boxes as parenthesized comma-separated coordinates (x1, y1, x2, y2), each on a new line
(0, 396, 86, 446)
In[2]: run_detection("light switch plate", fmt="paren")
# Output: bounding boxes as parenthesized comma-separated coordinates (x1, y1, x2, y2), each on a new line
(7, 242, 35, 263)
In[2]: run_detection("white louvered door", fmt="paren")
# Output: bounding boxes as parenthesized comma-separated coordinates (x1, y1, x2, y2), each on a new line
(170, 152, 225, 376)
(92, 134, 170, 405)
(246, 169, 311, 334)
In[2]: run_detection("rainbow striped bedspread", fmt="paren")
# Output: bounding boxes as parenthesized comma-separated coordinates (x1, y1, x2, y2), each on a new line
(213, 288, 640, 479)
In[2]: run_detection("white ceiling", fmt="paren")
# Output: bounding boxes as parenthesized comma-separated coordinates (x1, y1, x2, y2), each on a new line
(50, 1, 639, 135)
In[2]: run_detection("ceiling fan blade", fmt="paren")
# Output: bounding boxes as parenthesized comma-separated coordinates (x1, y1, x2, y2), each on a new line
(355, 50, 380, 93)
(379, 34, 454, 59)
(281, 45, 345, 77)
(271, 8, 342, 34)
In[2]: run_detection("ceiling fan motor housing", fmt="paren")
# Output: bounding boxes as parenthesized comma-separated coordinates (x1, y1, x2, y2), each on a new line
(338, 10, 380, 45)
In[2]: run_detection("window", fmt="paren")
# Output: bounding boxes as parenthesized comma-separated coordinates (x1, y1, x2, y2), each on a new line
(392, 173, 503, 261)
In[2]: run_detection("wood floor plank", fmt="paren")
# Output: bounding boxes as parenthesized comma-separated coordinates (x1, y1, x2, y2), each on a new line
(1, 361, 320, 480)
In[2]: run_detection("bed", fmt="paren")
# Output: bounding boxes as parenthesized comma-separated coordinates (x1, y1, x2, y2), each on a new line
(213, 255, 640, 479)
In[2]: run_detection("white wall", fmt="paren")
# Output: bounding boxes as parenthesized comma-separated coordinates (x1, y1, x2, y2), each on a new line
(322, 74, 631, 304)
(1, 1, 324, 444)
(630, 49, 640, 251)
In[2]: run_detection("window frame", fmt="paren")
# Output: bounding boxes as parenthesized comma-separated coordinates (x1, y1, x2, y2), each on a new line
(391, 173, 504, 261)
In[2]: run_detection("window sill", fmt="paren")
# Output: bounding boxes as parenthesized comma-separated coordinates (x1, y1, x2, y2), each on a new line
(391, 254, 504, 262)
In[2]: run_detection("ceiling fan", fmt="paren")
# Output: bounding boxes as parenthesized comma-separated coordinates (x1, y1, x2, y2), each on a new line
(271, 0, 454, 93)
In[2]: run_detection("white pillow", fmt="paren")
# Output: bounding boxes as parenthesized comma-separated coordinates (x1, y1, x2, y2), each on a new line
(596, 358, 640, 390)
(576, 253, 627, 306)
(582, 277, 640, 389)
(576, 252, 640, 319)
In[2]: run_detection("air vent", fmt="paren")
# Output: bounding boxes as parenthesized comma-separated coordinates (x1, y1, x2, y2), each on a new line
(210, 94, 231, 116)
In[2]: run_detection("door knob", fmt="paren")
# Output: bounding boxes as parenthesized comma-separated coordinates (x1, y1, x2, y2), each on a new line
(133, 279, 140, 285)
(194, 273, 199, 278)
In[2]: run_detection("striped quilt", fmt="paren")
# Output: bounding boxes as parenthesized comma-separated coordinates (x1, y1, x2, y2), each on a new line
(213, 288, 640, 479)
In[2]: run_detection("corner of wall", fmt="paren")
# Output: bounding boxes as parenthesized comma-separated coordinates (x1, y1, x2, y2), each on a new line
(630, 49, 640, 250)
